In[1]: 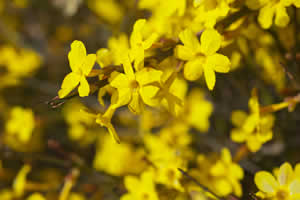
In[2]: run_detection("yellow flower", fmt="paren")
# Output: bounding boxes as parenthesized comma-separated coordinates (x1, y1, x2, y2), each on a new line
(129, 19, 158, 70)
(121, 170, 159, 200)
(58, 40, 96, 98)
(230, 89, 275, 152)
(193, 0, 232, 28)
(26, 193, 46, 200)
(246, 0, 300, 29)
(87, 0, 123, 24)
(96, 33, 130, 67)
(184, 88, 213, 132)
(255, 162, 300, 200)
(93, 134, 146, 176)
(110, 54, 162, 114)
(191, 148, 244, 197)
(6, 107, 35, 143)
(175, 28, 230, 90)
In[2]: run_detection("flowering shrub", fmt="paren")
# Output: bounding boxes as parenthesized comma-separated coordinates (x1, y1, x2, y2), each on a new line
(0, 0, 300, 200)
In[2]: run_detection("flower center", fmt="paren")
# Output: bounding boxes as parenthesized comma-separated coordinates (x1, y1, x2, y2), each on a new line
(276, 188, 289, 200)
(130, 80, 139, 89)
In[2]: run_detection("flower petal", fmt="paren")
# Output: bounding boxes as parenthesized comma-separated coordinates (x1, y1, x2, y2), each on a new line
(275, 6, 290, 27)
(175, 45, 196, 61)
(78, 77, 90, 97)
(110, 73, 130, 89)
(128, 91, 143, 114)
(290, 180, 300, 195)
(130, 19, 146, 47)
(178, 29, 201, 51)
(255, 171, 279, 193)
(112, 88, 132, 108)
(203, 64, 216, 90)
(58, 72, 81, 98)
(258, 5, 275, 29)
(135, 67, 162, 86)
(82, 53, 96, 75)
(183, 59, 204, 81)
(207, 53, 231, 73)
(200, 29, 222, 56)
(68, 40, 86, 72)
(143, 33, 159, 49)
(278, 162, 293, 186)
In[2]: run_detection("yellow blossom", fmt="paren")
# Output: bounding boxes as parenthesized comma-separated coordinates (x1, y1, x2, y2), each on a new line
(58, 40, 96, 98)
(121, 170, 159, 200)
(110, 53, 162, 114)
(191, 148, 244, 197)
(246, 0, 300, 29)
(175, 28, 230, 90)
(230, 89, 275, 152)
(93, 134, 146, 176)
(129, 19, 158, 70)
(255, 162, 300, 200)
(5, 107, 35, 143)
(183, 88, 213, 132)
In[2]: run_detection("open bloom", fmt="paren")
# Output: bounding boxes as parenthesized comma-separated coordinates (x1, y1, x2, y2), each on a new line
(230, 89, 275, 152)
(58, 40, 96, 98)
(255, 162, 300, 200)
(110, 54, 162, 114)
(175, 28, 230, 90)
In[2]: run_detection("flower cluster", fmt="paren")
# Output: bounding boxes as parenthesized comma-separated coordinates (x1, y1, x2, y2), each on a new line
(0, 0, 299, 200)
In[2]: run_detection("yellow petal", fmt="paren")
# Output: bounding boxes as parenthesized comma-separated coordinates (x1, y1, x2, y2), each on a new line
(230, 128, 247, 142)
(130, 19, 146, 47)
(68, 40, 86, 72)
(143, 33, 158, 49)
(178, 29, 201, 51)
(139, 86, 159, 106)
(82, 54, 96, 76)
(258, 5, 275, 29)
(275, 6, 290, 27)
(290, 180, 300, 195)
(27, 193, 46, 200)
(207, 53, 231, 73)
(96, 48, 111, 67)
(231, 110, 248, 127)
(294, 0, 300, 7)
(183, 59, 204, 81)
(295, 163, 300, 178)
(110, 73, 130, 89)
(124, 176, 139, 192)
(203, 64, 216, 90)
(221, 148, 232, 163)
(112, 88, 132, 108)
(210, 162, 226, 176)
(278, 162, 293, 186)
(132, 45, 145, 71)
(135, 67, 162, 86)
(200, 29, 222, 56)
(128, 91, 143, 114)
(78, 77, 90, 97)
(255, 171, 278, 193)
(58, 72, 81, 98)
(175, 45, 196, 61)
(122, 54, 135, 80)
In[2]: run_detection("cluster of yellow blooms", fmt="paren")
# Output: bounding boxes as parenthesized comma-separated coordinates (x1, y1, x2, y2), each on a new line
(0, 0, 299, 200)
